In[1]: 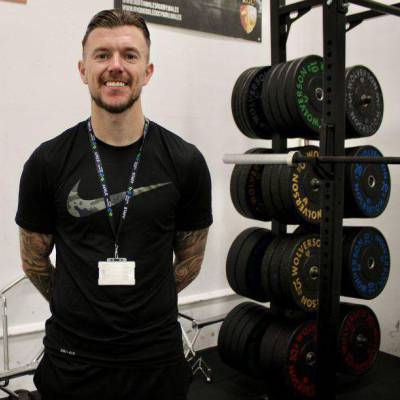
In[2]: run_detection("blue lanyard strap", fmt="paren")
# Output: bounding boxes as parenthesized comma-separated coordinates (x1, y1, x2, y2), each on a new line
(87, 117, 149, 258)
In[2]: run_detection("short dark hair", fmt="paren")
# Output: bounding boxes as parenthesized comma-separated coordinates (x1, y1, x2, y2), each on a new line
(82, 9, 151, 52)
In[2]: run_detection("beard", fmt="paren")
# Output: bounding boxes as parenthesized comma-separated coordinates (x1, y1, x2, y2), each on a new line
(91, 87, 141, 114)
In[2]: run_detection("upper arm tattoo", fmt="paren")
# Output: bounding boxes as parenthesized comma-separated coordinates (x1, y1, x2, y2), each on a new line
(173, 227, 209, 292)
(19, 228, 55, 302)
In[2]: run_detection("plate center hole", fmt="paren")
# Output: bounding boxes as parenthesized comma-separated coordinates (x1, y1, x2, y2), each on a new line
(368, 175, 376, 188)
(368, 257, 375, 270)
(315, 87, 324, 101)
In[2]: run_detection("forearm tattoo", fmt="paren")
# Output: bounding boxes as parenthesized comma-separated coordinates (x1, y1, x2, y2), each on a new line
(19, 228, 55, 302)
(173, 228, 209, 293)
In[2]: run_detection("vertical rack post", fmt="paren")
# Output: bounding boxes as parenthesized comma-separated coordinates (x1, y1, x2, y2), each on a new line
(270, 0, 287, 236)
(316, 1, 347, 399)
(270, 0, 347, 398)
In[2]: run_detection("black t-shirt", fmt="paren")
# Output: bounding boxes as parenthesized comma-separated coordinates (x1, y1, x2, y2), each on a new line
(16, 120, 213, 367)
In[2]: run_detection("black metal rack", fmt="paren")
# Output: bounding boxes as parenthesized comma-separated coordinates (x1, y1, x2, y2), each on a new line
(269, 0, 400, 398)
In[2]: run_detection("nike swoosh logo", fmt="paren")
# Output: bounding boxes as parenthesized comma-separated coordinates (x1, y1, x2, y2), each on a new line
(67, 180, 172, 218)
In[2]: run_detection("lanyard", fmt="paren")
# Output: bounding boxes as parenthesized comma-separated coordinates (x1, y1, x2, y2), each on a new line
(87, 117, 149, 258)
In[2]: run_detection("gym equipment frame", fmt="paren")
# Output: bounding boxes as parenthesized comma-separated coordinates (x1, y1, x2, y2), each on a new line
(224, 0, 399, 398)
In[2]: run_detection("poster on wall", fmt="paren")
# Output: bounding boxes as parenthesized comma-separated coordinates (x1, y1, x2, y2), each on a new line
(0, 0, 27, 3)
(115, 0, 262, 42)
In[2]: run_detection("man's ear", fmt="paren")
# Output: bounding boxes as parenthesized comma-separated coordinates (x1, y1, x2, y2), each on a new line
(143, 63, 154, 86)
(78, 60, 88, 84)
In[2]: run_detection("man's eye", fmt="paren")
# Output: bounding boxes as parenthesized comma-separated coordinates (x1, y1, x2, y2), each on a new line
(96, 53, 108, 60)
(126, 53, 138, 61)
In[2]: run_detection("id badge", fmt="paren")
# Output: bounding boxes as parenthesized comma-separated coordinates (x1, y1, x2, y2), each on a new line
(98, 258, 136, 286)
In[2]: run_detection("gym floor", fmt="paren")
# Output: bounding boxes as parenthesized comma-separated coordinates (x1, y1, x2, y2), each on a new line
(188, 348, 400, 400)
(2, 348, 399, 399)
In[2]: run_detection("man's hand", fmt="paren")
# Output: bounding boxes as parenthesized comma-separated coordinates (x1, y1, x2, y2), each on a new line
(19, 227, 55, 302)
(173, 228, 209, 293)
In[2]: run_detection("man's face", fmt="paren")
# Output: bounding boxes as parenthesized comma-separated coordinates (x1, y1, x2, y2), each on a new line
(78, 26, 154, 114)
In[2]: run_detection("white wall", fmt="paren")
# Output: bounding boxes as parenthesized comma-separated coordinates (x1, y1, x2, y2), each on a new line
(1, 0, 400, 395)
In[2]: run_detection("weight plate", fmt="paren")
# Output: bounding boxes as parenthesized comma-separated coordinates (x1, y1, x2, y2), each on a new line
(276, 61, 298, 136)
(269, 235, 293, 306)
(230, 163, 248, 218)
(259, 319, 287, 378)
(338, 303, 381, 376)
(281, 146, 321, 225)
(262, 67, 280, 133)
(218, 302, 258, 367)
(236, 305, 273, 377)
(239, 148, 274, 221)
(261, 163, 285, 220)
(270, 164, 292, 224)
(245, 67, 274, 139)
(283, 59, 320, 140)
(344, 146, 391, 218)
(230, 304, 263, 369)
(231, 68, 258, 138)
(268, 62, 290, 133)
(231, 69, 249, 136)
(345, 65, 384, 138)
(280, 234, 320, 312)
(226, 228, 258, 294)
(261, 236, 286, 300)
(240, 68, 260, 137)
(273, 320, 317, 399)
(286, 55, 324, 134)
(236, 228, 275, 302)
(342, 226, 390, 299)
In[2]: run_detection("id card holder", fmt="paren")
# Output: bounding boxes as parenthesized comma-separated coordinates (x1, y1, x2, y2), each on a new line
(98, 258, 136, 286)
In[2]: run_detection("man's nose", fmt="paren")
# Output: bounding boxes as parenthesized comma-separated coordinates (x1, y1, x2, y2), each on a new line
(108, 53, 124, 73)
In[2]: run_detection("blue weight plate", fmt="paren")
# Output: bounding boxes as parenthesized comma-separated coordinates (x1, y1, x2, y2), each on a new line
(342, 226, 390, 300)
(344, 145, 391, 218)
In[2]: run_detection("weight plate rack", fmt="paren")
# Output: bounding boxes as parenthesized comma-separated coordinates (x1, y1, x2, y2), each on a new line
(222, 1, 400, 399)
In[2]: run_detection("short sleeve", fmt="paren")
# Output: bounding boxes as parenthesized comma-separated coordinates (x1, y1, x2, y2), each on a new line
(15, 145, 56, 234)
(175, 147, 213, 231)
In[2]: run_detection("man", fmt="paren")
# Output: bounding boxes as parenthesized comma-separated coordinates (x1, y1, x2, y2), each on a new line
(16, 9, 212, 400)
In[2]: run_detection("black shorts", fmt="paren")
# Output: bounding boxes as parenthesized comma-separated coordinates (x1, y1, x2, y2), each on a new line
(34, 352, 193, 400)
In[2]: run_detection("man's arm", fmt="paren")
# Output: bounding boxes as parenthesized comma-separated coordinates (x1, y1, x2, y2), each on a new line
(173, 228, 209, 293)
(19, 227, 55, 302)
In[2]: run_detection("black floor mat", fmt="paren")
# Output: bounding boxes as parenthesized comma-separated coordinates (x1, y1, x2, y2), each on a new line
(188, 348, 400, 400)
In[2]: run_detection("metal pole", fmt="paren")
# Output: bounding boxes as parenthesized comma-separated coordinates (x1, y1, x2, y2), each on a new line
(1, 296, 9, 372)
(223, 151, 298, 166)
